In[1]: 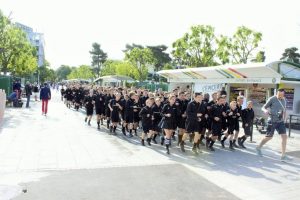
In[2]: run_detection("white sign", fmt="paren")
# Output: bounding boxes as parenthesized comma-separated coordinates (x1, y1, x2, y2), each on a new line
(194, 83, 223, 97)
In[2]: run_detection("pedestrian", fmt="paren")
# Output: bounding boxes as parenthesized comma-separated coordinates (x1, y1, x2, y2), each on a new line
(256, 88, 291, 161)
(84, 89, 95, 126)
(206, 96, 225, 151)
(25, 81, 32, 108)
(40, 83, 51, 116)
(33, 83, 39, 101)
(139, 98, 154, 146)
(238, 101, 255, 148)
(161, 94, 177, 154)
(182, 92, 206, 154)
(108, 93, 123, 134)
(221, 101, 240, 150)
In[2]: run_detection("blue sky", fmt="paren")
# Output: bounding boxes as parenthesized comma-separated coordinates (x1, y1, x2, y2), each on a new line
(1, 0, 300, 68)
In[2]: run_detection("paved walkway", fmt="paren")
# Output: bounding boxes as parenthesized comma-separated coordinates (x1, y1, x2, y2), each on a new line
(1, 90, 300, 199)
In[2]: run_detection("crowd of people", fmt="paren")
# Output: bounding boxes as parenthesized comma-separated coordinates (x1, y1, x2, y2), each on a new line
(60, 84, 256, 155)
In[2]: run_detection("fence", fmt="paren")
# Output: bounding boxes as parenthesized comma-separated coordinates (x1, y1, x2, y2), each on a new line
(0, 89, 6, 122)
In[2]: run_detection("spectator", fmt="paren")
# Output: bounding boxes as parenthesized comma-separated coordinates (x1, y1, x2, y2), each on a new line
(40, 83, 51, 116)
(7, 91, 18, 107)
(25, 81, 32, 108)
(13, 80, 22, 99)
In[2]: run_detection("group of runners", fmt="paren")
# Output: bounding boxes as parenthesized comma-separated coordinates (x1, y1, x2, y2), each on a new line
(60, 84, 255, 155)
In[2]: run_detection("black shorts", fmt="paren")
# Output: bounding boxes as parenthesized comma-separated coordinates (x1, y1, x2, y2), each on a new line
(266, 120, 286, 137)
(125, 115, 134, 123)
(211, 122, 222, 136)
(142, 124, 151, 133)
(243, 124, 252, 136)
(110, 112, 120, 122)
(86, 107, 93, 116)
(96, 107, 105, 115)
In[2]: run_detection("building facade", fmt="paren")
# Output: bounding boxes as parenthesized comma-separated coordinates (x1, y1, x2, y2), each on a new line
(15, 22, 45, 67)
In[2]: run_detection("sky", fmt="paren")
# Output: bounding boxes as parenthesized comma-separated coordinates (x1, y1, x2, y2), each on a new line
(1, 0, 300, 69)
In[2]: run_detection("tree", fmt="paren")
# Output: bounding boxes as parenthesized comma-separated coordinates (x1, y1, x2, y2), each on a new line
(251, 51, 266, 62)
(280, 47, 300, 63)
(115, 61, 138, 79)
(228, 26, 262, 64)
(162, 63, 174, 70)
(38, 61, 56, 83)
(147, 45, 171, 72)
(172, 25, 218, 67)
(123, 43, 144, 53)
(67, 65, 94, 80)
(0, 10, 37, 75)
(55, 65, 72, 81)
(125, 48, 156, 81)
(89, 43, 107, 77)
(101, 60, 119, 76)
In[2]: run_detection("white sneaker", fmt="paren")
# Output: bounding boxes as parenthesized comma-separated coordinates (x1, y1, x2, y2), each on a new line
(281, 155, 292, 162)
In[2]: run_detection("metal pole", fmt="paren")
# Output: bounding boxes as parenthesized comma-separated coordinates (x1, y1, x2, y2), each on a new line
(289, 114, 292, 137)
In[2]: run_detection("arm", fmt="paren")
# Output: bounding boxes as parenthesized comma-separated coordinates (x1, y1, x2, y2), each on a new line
(48, 88, 51, 100)
(262, 97, 272, 114)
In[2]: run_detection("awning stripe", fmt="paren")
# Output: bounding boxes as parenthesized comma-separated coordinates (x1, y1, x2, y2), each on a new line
(228, 68, 247, 78)
(216, 69, 231, 78)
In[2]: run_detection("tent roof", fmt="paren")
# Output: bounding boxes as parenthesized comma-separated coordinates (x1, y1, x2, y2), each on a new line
(94, 75, 135, 83)
(157, 62, 285, 84)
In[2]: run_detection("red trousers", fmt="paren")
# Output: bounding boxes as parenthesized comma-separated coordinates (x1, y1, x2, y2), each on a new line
(42, 99, 48, 114)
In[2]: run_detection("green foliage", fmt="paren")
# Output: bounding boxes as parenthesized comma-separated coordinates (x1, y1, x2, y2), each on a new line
(38, 61, 56, 83)
(0, 10, 38, 75)
(216, 35, 231, 64)
(230, 26, 263, 64)
(67, 65, 94, 80)
(125, 48, 156, 81)
(101, 60, 119, 76)
(115, 61, 138, 79)
(172, 25, 218, 67)
(89, 43, 107, 76)
(280, 47, 300, 63)
(146, 45, 171, 71)
(124, 44, 171, 72)
(252, 51, 266, 62)
(55, 65, 72, 81)
(123, 43, 144, 52)
(162, 63, 174, 70)
(172, 25, 263, 66)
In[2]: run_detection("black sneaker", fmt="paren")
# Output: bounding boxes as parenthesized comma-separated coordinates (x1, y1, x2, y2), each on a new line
(147, 138, 151, 146)
(209, 146, 215, 151)
(220, 140, 225, 148)
(180, 142, 185, 152)
(238, 138, 242, 147)
(141, 139, 145, 146)
(97, 125, 100, 130)
(240, 143, 247, 149)
(152, 138, 157, 144)
(166, 145, 170, 154)
(205, 140, 209, 149)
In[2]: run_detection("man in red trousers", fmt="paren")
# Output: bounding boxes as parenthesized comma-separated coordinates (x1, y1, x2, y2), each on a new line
(40, 83, 51, 116)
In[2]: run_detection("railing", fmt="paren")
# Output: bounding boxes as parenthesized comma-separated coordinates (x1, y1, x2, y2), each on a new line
(0, 89, 6, 122)
(288, 114, 300, 137)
